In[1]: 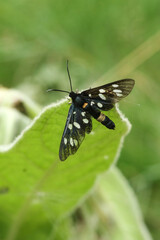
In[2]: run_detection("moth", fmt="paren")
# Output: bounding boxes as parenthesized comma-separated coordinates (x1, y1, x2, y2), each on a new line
(47, 61, 135, 161)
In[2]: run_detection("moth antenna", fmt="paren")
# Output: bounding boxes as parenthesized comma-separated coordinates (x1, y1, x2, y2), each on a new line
(67, 60, 73, 92)
(46, 89, 70, 94)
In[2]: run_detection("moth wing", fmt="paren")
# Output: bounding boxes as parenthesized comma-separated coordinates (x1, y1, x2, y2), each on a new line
(81, 79, 135, 110)
(59, 104, 92, 161)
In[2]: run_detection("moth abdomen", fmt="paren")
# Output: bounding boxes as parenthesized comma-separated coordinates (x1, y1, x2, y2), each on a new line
(83, 103, 115, 130)
(97, 113, 115, 130)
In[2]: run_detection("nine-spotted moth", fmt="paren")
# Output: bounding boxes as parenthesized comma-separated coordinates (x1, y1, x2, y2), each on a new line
(47, 61, 135, 161)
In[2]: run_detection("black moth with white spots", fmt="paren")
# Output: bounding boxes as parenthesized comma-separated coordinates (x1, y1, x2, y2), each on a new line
(47, 61, 135, 161)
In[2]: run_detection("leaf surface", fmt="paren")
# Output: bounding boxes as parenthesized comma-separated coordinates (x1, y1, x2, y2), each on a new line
(0, 100, 129, 239)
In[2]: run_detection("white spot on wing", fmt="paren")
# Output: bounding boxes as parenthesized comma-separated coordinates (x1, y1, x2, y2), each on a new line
(70, 138, 74, 146)
(112, 84, 119, 88)
(68, 124, 73, 130)
(81, 112, 86, 117)
(116, 93, 123, 97)
(89, 94, 92, 97)
(98, 93, 106, 100)
(73, 122, 80, 129)
(97, 102, 103, 108)
(113, 89, 122, 93)
(99, 89, 105, 93)
(64, 138, 67, 145)
(91, 101, 95, 106)
(73, 111, 76, 114)
(83, 118, 89, 124)
(74, 139, 78, 146)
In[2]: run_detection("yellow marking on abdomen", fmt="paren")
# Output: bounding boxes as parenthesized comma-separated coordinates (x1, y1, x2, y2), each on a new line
(97, 113, 106, 122)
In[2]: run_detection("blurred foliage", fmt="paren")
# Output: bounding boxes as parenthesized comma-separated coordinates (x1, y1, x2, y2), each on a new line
(0, 0, 160, 239)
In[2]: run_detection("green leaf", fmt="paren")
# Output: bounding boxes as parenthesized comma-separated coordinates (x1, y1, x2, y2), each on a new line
(0, 99, 129, 240)
(96, 167, 153, 240)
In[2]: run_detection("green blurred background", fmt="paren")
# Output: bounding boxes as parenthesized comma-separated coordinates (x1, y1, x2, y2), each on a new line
(0, 0, 160, 239)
